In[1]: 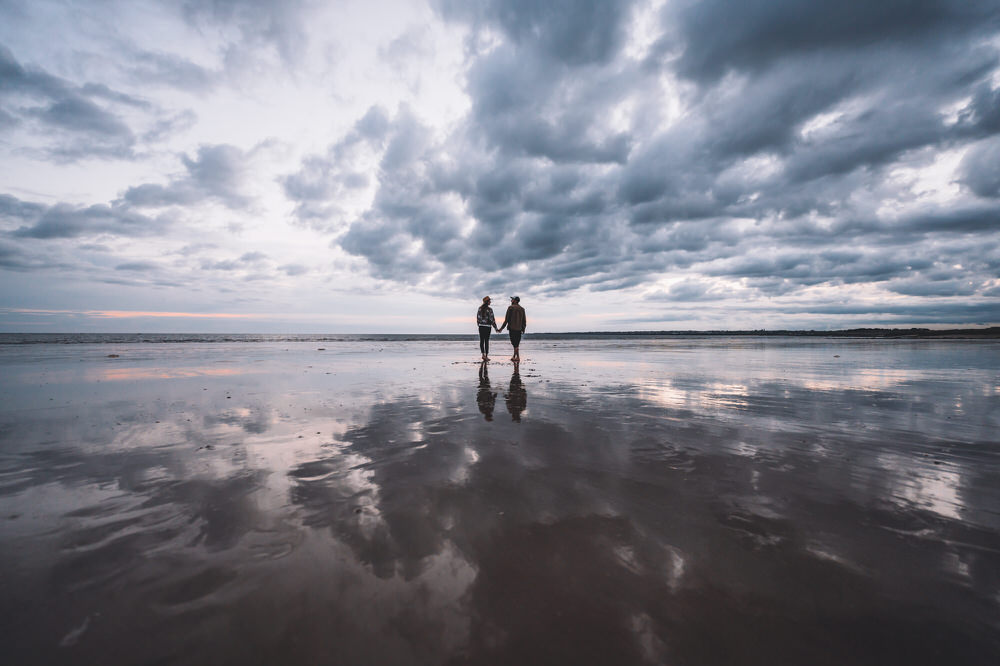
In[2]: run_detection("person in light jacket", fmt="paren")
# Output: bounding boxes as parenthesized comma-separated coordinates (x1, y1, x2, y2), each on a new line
(476, 296, 500, 361)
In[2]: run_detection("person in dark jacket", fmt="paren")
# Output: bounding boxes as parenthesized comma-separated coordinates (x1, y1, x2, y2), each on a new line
(498, 296, 526, 362)
(476, 296, 500, 361)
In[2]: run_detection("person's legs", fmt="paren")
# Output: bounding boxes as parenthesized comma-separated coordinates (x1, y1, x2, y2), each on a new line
(479, 326, 491, 359)
(509, 330, 522, 361)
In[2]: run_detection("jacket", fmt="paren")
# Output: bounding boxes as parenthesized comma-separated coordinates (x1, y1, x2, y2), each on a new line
(502, 304, 526, 332)
(477, 306, 496, 328)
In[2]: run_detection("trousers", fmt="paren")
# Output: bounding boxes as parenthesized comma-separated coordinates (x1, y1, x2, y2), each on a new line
(479, 326, 492, 354)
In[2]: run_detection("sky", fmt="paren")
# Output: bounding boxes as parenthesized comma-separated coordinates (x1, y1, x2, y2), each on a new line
(1, 0, 999, 333)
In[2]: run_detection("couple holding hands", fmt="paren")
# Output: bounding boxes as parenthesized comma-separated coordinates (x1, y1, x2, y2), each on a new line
(477, 296, 526, 362)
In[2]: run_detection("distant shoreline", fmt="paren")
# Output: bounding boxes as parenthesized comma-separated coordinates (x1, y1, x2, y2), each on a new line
(0, 327, 998, 343)
(529, 327, 1000, 339)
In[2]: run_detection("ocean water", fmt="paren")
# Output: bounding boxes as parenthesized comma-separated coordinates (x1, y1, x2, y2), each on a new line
(1, 335, 998, 664)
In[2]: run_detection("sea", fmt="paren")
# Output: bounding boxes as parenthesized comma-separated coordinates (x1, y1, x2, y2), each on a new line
(1, 332, 998, 664)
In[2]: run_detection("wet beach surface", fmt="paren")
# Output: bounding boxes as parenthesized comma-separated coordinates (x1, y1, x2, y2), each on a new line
(1, 338, 999, 665)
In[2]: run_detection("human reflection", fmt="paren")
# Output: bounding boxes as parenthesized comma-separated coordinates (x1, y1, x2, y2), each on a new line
(282, 374, 1000, 664)
(476, 361, 498, 421)
(505, 362, 527, 422)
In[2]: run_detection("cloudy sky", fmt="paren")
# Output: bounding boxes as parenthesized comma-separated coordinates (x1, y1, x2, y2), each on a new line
(1, 0, 999, 333)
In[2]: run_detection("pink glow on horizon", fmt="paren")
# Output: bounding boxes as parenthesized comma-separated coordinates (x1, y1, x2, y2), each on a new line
(96, 366, 245, 381)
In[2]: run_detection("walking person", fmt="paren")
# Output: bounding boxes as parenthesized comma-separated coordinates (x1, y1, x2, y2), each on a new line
(498, 296, 526, 362)
(477, 296, 499, 361)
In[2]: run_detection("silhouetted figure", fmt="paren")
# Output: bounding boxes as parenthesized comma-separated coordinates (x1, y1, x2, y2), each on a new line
(498, 296, 526, 362)
(505, 363, 527, 422)
(477, 360, 498, 421)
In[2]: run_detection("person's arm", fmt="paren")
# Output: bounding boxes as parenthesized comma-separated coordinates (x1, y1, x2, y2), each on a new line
(522, 311, 526, 332)
(492, 311, 499, 331)
(498, 307, 509, 332)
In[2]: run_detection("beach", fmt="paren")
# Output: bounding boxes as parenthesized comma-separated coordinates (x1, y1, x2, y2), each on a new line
(1, 335, 999, 665)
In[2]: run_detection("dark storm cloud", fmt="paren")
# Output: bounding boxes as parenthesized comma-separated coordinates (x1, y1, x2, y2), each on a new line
(618, 299, 1000, 326)
(284, 0, 1000, 322)
(123, 144, 252, 209)
(465, 46, 633, 163)
(670, 0, 1000, 83)
(438, 0, 638, 66)
(0, 238, 63, 271)
(124, 50, 217, 92)
(327, 103, 631, 292)
(11, 201, 167, 239)
(3, 191, 171, 244)
(115, 261, 160, 272)
(959, 137, 1000, 198)
(903, 204, 1000, 234)
(0, 44, 140, 159)
(886, 278, 981, 297)
(34, 97, 133, 138)
(0, 193, 46, 221)
(0, 42, 66, 98)
(783, 301, 1000, 322)
(963, 80, 1000, 136)
(702, 246, 940, 287)
(621, 44, 996, 218)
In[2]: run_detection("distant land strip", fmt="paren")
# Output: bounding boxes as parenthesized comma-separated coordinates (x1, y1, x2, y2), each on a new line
(528, 327, 1000, 339)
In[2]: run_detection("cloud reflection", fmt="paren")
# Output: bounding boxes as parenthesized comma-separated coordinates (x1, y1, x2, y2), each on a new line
(2, 342, 998, 664)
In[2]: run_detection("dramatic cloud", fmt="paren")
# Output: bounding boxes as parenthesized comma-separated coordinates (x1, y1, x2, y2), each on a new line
(960, 136, 1000, 198)
(1, 0, 998, 331)
(0, 44, 138, 158)
(124, 144, 254, 210)
(669, 0, 1000, 82)
(318, 0, 1000, 322)
(123, 51, 217, 92)
(4, 196, 168, 240)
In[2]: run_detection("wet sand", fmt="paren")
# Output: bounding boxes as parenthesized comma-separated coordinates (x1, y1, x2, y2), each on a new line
(1, 337, 999, 665)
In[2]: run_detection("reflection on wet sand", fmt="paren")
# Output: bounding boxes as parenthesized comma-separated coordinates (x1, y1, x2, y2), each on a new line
(505, 363, 527, 422)
(1, 339, 998, 665)
(476, 361, 497, 421)
(96, 366, 244, 382)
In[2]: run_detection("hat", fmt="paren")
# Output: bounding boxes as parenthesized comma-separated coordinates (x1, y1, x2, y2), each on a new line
(511, 296, 520, 302)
